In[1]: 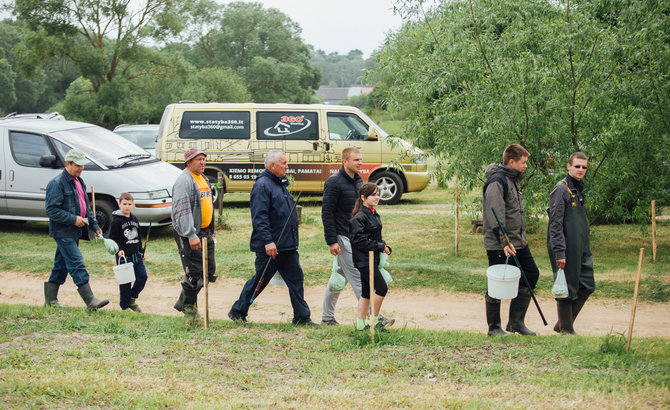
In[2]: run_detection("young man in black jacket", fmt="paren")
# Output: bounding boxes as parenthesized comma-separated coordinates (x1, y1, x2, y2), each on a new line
(320, 147, 394, 327)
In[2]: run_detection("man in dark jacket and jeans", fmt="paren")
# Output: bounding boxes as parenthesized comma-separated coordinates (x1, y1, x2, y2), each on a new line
(44, 148, 109, 310)
(228, 150, 315, 325)
(320, 147, 394, 327)
(482, 144, 540, 336)
(547, 152, 594, 334)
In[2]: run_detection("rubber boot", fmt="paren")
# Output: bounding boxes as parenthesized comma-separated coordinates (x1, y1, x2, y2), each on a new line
(556, 299, 576, 334)
(571, 293, 589, 324)
(173, 290, 186, 312)
(44, 282, 64, 308)
(181, 284, 201, 322)
(553, 294, 589, 332)
(506, 287, 536, 336)
(77, 283, 109, 310)
(485, 294, 507, 336)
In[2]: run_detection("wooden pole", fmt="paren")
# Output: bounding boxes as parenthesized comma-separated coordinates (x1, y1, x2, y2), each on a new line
(202, 237, 209, 329)
(651, 200, 657, 263)
(369, 251, 375, 343)
(626, 248, 644, 352)
(455, 187, 459, 257)
(91, 186, 97, 241)
(217, 173, 224, 221)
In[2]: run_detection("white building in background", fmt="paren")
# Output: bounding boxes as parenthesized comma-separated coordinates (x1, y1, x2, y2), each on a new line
(316, 86, 374, 104)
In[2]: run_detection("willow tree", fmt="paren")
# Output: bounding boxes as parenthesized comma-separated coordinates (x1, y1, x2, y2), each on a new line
(379, 0, 669, 223)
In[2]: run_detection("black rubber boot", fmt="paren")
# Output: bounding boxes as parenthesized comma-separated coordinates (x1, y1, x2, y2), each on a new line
(506, 287, 536, 336)
(554, 293, 589, 332)
(556, 299, 576, 334)
(173, 290, 186, 312)
(44, 282, 64, 308)
(571, 293, 589, 324)
(485, 294, 507, 336)
(77, 283, 109, 310)
(181, 284, 201, 321)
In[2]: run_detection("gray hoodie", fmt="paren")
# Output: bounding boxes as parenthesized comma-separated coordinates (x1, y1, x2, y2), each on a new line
(482, 163, 528, 251)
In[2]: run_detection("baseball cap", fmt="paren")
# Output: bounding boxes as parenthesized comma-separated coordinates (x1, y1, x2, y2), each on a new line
(64, 149, 90, 165)
(185, 147, 206, 163)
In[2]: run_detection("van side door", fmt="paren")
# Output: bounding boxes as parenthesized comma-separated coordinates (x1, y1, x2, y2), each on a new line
(256, 111, 325, 191)
(325, 113, 382, 181)
(0, 128, 7, 215)
(5, 131, 60, 218)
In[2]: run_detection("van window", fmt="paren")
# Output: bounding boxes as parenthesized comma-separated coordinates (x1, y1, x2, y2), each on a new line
(179, 111, 250, 139)
(327, 113, 369, 141)
(257, 112, 318, 140)
(10, 132, 51, 167)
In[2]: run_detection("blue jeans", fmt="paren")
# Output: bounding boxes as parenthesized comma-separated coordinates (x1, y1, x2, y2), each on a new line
(230, 250, 311, 323)
(48, 237, 89, 287)
(116, 252, 148, 309)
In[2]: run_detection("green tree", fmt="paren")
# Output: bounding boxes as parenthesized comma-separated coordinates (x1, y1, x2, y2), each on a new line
(378, 0, 669, 223)
(184, 1, 320, 103)
(0, 19, 79, 115)
(12, 0, 185, 124)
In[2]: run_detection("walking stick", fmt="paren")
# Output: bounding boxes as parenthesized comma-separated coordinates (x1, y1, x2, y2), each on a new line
(491, 208, 547, 325)
(202, 237, 209, 329)
(250, 191, 302, 304)
(626, 248, 644, 352)
(91, 186, 97, 242)
(369, 251, 375, 343)
(141, 221, 152, 258)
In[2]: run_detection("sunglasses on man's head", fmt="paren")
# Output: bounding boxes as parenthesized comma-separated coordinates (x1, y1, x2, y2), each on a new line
(572, 165, 588, 169)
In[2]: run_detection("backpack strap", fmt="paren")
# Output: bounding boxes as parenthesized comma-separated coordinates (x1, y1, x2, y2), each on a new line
(483, 172, 508, 202)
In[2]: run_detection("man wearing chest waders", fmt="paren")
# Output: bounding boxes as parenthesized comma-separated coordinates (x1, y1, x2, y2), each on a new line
(547, 152, 594, 334)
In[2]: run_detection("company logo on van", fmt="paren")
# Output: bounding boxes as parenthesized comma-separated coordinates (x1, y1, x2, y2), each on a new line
(263, 116, 311, 137)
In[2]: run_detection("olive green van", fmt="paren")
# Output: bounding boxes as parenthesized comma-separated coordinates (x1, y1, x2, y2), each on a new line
(156, 103, 429, 204)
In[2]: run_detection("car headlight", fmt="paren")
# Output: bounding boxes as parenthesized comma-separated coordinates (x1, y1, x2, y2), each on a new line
(413, 154, 427, 165)
(130, 189, 170, 200)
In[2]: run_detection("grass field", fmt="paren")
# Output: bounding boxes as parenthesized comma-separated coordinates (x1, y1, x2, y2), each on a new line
(1, 185, 669, 407)
(1, 184, 668, 302)
(1, 304, 669, 407)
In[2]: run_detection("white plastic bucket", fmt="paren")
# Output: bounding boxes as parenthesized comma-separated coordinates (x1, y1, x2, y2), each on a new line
(486, 264, 521, 299)
(113, 257, 135, 284)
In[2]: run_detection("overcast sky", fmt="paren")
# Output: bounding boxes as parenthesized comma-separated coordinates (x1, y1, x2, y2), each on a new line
(218, 0, 405, 58)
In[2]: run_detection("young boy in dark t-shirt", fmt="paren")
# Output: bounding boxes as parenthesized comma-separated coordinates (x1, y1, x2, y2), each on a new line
(109, 193, 148, 311)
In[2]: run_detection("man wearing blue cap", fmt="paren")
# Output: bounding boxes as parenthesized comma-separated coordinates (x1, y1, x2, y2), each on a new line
(44, 148, 109, 310)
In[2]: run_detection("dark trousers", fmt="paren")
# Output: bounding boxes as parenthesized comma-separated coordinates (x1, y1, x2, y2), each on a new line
(486, 246, 540, 293)
(357, 264, 388, 299)
(230, 250, 311, 323)
(174, 230, 216, 292)
(116, 252, 148, 309)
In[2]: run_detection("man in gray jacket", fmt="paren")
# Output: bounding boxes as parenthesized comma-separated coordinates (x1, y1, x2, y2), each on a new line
(547, 152, 594, 334)
(172, 147, 217, 320)
(482, 144, 540, 336)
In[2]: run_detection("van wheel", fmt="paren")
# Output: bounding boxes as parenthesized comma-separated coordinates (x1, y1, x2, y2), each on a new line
(95, 199, 115, 237)
(206, 174, 225, 209)
(372, 171, 404, 205)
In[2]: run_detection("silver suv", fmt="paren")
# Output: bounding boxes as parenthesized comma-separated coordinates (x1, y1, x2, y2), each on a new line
(1, 117, 181, 234)
(113, 124, 159, 156)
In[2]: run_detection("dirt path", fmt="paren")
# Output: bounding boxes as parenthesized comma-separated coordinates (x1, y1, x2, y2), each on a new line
(2, 271, 669, 337)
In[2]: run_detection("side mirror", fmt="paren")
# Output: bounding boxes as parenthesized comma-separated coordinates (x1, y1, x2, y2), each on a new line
(367, 127, 379, 141)
(39, 155, 58, 168)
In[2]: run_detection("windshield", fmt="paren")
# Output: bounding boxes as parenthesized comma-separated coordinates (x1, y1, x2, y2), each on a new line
(357, 111, 390, 138)
(114, 128, 158, 150)
(51, 125, 154, 168)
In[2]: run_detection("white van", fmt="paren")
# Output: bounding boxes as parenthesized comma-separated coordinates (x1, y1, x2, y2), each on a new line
(156, 103, 429, 204)
(0, 117, 182, 234)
